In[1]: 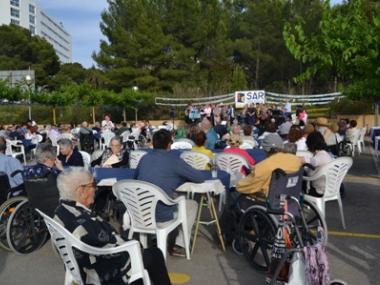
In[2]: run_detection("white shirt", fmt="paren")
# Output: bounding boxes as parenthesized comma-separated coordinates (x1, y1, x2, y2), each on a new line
(295, 137, 307, 151)
(284, 102, 292, 113)
(305, 150, 333, 195)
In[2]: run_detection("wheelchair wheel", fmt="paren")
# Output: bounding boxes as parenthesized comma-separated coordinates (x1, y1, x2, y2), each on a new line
(301, 200, 328, 244)
(0, 196, 27, 251)
(6, 200, 49, 254)
(238, 207, 276, 271)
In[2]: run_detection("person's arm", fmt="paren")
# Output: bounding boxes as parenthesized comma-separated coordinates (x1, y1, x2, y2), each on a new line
(176, 158, 205, 183)
(91, 155, 102, 167)
(111, 150, 129, 168)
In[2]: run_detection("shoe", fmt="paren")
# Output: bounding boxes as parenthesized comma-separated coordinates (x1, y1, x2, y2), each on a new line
(168, 246, 186, 257)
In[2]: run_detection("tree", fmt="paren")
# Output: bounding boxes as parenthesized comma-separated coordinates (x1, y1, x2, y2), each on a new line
(0, 24, 60, 87)
(284, 0, 380, 99)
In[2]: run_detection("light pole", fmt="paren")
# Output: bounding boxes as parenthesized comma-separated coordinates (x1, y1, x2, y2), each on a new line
(132, 86, 139, 123)
(25, 74, 33, 120)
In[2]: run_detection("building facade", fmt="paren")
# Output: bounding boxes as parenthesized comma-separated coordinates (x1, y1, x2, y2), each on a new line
(0, 0, 72, 63)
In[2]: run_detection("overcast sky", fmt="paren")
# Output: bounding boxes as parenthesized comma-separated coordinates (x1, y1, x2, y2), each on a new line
(36, 0, 343, 68)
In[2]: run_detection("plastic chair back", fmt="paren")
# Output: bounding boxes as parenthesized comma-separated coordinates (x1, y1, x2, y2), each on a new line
(129, 150, 147, 169)
(215, 153, 249, 174)
(79, 151, 91, 168)
(240, 140, 255, 149)
(113, 180, 165, 230)
(175, 138, 195, 146)
(358, 127, 366, 142)
(36, 209, 150, 285)
(171, 141, 193, 150)
(24, 173, 59, 217)
(322, 157, 353, 200)
(101, 131, 115, 149)
(180, 151, 210, 170)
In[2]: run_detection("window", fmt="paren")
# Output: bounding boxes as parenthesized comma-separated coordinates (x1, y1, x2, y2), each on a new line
(29, 15, 35, 24)
(29, 4, 35, 14)
(29, 25, 35, 35)
(11, 19, 20, 26)
(10, 0, 19, 7)
(10, 7, 19, 18)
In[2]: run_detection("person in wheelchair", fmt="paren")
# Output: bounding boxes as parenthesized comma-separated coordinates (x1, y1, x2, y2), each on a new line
(0, 137, 25, 197)
(55, 167, 171, 285)
(236, 143, 303, 198)
(24, 143, 62, 179)
(91, 136, 129, 168)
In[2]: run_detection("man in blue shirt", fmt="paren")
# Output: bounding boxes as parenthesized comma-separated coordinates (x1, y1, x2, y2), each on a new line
(135, 129, 204, 255)
(57, 138, 84, 168)
(0, 137, 24, 196)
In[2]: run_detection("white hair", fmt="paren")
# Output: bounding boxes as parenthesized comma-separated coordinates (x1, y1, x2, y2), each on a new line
(57, 167, 93, 201)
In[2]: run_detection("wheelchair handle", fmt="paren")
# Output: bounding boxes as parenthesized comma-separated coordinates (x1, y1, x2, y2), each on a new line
(266, 208, 285, 215)
(303, 163, 315, 171)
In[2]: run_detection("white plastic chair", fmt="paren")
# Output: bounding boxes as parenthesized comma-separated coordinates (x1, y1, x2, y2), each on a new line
(171, 141, 193, 150)
(175, 138, 195, 146)
(113, 179, 190, 260)
(180, 151, 210, 170)
(240, 140, 256, 149)
(357, 127, 366, 152)
(215, 153, 250, 211)
(347, 130, 361, 156)
(304, 157, 353, 229)
(91, 149, 104, 162)
(120, 130, 131, 143)
(100, 131, 115, 150)
(129, 150, 147, 169)
(5, 139, 26, 165)
(36, 209, 151, 285)
(79, 151, 91, 169)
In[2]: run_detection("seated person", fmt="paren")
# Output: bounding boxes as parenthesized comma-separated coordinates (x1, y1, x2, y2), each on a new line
(241, 125, 256, 147)
(278, 116, 293, 138)
(0, 137, 24, 196)
(91, 136, 129, 168)
(286, 125, 304, 151)
(303, 131, 333, 197)
(24, 143, 61, 179)
(78, 121, 93, 136)
(345, 120, 360, 143)
(57, 138, 84, 168)
(200, 118, 218, 150)
(135, 129, 205, 256)
(259, 123, 284, 152)
(192, 131, 214, 160)
(55, 168, 171, 285)
(237, 144, 302, 197)
(223, 135, 255, 167)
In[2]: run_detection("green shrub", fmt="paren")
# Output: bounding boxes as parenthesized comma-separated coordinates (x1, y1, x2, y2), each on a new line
(329, 98, 373, 115)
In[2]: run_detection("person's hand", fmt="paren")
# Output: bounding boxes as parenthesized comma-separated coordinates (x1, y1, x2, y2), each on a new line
(55, 159, 63, 171)
(102, 164, 112, 168)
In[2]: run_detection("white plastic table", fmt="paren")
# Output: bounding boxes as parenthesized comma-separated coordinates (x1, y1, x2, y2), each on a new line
(176, 180, 226, 254)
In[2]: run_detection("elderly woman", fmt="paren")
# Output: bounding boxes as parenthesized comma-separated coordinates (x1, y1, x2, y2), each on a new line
(57, 138, 84, 168)
(24, 143, 61, 179)
(303, 131, 333, 197)
(54, 168, 171, 285)
(91, 136, 129, 168)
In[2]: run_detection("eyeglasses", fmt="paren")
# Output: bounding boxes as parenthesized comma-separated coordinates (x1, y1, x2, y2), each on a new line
(77, 181, 96, 191)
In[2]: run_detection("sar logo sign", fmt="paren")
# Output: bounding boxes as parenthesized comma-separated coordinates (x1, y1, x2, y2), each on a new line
(235, 90, 266, 108)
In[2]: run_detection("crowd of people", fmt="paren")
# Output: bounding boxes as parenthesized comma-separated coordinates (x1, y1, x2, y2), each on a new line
(0, 102, 362, 284)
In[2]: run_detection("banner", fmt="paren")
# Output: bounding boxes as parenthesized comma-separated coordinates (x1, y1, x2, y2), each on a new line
(235, 90, 266, 108)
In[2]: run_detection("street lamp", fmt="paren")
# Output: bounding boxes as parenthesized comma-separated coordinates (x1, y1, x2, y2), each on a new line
(25, 74, 33, 120)
(132, 86, 139, 123)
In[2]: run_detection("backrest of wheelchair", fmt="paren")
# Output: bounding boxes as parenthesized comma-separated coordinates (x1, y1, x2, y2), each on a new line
(0, 172, 11, 205)
(80, 133, 95, 153)
(267, 167, 304, 217)
(24, 173, 59, 218)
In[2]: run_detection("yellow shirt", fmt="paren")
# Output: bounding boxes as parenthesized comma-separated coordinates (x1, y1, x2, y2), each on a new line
(192, 146, 214, 159)
(237, 153, 302, 197)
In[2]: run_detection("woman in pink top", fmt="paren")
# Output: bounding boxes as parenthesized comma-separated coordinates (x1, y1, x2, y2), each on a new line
(223, 135, 256, 167)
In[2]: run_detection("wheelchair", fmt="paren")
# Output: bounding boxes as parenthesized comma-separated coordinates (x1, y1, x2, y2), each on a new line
(0, 170, 27, 251)
(5, 173, 59, 254)
(229, 166, 327, 272)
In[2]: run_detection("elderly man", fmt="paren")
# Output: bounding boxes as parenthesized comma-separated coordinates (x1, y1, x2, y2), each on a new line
(0, 137, 24, 196)
(57, 138, 84, 168)
(54, 168, 171, 285)
(135, 129, 205, 256)
(200, 117, 218, 150)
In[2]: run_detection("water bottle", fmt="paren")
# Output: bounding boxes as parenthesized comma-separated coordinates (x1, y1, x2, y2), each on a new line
(211, 157, 217, 179)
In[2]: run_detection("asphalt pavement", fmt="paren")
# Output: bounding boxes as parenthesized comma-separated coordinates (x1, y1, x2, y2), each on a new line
(0, 145, 379, 285)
